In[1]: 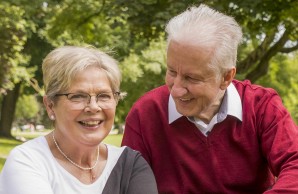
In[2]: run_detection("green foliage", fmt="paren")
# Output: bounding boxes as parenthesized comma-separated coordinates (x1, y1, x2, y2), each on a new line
(257, 52, 298, 123)
(15, 94, 41, 125)
(120, 36, 166, 83)
(113, 0, 191, 40)
(114, 0, 298, 82)
(0, 136, 20, 170)
(116, 37, 167, 121)
(114, 0, 298, 42)
(0, 136, 21, 154)
(1, 0, 297, 132)
(43, 0, 130, 57)
(0, 2, 32, 93)
(103, 134, 123, 147)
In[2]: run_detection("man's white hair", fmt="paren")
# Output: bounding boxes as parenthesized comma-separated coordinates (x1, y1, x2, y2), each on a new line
(165, 4, 243, 72)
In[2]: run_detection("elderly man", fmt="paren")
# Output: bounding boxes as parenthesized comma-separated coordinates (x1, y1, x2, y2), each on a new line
(122, 4, 298, 194)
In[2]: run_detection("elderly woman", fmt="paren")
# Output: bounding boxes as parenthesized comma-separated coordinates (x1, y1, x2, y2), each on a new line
(0, 46, 158, 194)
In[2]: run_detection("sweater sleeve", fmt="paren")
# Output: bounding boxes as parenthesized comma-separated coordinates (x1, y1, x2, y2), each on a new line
(0, 147, 54, 194)
(122, 107, 151, 164)
(260, 94, 298, 193)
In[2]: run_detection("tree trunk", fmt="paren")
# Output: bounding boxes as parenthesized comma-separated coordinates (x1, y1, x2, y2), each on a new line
(245, 29, 290, 83)
(0, 83, 21, 137)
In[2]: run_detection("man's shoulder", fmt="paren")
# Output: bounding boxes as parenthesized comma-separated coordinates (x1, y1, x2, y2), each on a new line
(138, 85, 169, 102)
(232, 79, 278, 97)
(130, 85, 169, 111)
(145, 85, 169, 96)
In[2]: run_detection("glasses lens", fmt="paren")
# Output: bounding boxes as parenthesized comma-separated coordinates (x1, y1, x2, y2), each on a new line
(96, 92, 116, 109)
(67, 92, 116, 110)
(96, 101, 116, 109)
(97, 93, 113, 102)
(68, 93, 89, 102)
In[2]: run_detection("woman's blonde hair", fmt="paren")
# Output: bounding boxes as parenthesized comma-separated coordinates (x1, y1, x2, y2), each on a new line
(42, 45, 125, 101)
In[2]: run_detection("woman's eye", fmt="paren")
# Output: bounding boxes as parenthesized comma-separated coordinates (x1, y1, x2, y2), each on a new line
(69, 94, 88, 101)
(97, 93, 112, 101)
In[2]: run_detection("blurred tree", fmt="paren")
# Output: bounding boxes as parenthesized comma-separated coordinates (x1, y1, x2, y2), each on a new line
(112, 0, 298, 125)
(0, 0, 52, 137)
(223, 0, 298, 82)
(0, 2, 31, 94)
(36, 0, 298, 126)
(15, 94, 41, 126)
(117, 36, 167, 123)
(114, 0, 298, 82)
(257, 52, 298, 122)
(0, 2, 31, 137)
(43, 0, 131, 58)
(1, 0, 297, 137)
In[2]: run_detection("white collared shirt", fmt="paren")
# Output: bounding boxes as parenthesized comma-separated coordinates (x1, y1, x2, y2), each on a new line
(168, 83, 242, 136)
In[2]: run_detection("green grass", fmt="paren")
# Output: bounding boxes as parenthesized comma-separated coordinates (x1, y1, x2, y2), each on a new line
(0, 137, 21, 170)
(0, 131, 123, 172)
(12, 130, 52, 140)
(103, 134, 123, 147)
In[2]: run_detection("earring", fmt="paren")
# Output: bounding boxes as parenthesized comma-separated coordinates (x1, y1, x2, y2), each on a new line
(50, 115, 55, 120)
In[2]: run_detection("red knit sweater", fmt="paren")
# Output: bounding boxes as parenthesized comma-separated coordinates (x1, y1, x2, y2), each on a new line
(122, 80, 298, 193)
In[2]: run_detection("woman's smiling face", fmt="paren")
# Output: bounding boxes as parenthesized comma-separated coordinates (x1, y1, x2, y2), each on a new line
(46, 66, 117, 147)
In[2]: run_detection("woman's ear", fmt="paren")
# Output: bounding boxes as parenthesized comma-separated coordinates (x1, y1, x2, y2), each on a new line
(220, 67, 236, 90)
(43, 96, 55, 120)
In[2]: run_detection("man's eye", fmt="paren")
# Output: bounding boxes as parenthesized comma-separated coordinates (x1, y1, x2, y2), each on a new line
(186, 76, 202, 83)
(167, 69, 177, 76)
(97, 93, 112, 101)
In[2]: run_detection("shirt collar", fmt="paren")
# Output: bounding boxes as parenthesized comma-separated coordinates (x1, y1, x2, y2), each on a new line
(168, 82, 242, 124)
(225, 82, 242, 121)
(168, 94, 183, 123)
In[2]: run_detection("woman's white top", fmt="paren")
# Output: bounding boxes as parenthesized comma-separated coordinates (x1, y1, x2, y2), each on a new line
(0, 136, 125, 194)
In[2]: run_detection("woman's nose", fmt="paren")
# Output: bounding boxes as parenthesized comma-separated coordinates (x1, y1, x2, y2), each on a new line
(86, 96, 102, 112)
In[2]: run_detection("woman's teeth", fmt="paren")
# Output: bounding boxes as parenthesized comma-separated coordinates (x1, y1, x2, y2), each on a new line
(81, 121, 101, 126)
(180, 98, 190, 101)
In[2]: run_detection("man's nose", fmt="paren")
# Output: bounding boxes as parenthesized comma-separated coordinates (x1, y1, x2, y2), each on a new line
(170, 77, 188, 97)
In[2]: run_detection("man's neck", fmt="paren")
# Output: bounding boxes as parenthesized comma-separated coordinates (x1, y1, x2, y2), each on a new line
(194, 90, 225, 124)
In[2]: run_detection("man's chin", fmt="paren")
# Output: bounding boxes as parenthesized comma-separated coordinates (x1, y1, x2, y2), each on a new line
(176, 107, 194, 117)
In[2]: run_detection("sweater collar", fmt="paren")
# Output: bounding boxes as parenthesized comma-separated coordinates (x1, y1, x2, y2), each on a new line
(168, 82, 242, 124)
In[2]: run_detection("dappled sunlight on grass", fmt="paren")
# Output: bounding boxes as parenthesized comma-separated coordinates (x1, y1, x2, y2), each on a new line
(0, 137, 21, 157)
(103, 134, 123, 147)
(0, 137, 23, 171)
(12, 130, 52, 141)
(0, 157, 6, 171)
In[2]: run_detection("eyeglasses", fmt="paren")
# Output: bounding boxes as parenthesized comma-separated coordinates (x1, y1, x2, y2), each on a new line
(55, 91, 120, 109)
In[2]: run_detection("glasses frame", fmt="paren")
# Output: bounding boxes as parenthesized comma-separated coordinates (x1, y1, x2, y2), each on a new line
(54, 91, 120, 109)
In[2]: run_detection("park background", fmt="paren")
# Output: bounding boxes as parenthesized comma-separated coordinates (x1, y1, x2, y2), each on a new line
(0, 0, 297, 171)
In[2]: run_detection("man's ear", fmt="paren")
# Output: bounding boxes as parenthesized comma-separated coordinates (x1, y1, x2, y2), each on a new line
(220, 67, 236, 90)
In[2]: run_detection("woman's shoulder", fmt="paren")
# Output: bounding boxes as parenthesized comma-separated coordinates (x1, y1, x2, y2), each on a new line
(9, 136, 48, 157)
(3, 136, 52, 175)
